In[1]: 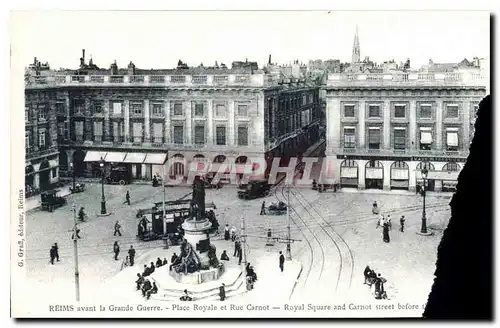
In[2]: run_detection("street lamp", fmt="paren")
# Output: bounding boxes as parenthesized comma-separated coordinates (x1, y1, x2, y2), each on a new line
(99, 157, 107, 215)
(70, 162, 76, 191)
(420, 167, 429, 234)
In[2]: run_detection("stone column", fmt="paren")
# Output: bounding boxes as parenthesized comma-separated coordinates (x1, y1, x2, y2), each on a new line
(462, 100, 471, 149)
(144, 99, 151, 142)
(164, 100, 171, 144)
(357, 159, 366, 190)
(435, 100, 443, 150)
(383, 161, 391, 191)
(124, 100, 130, 142)
(104, 100, 110, 141)
(66, 150, 75, 168)
(207, 100, 214, 145)
(408, 161, 418, 192)
(409, 100, 417, 151)
(228, 100, 235, 145)
(358, 100, 366, 148)
(185, 100, 192, 144)
(383, 100, 391, 149)
(326, 97, 341, 156)
(49, 100, 58, 147)
(84, 98, 92, 141)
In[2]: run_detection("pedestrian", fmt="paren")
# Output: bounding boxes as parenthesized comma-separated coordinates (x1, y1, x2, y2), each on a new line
(54, 243, 60, 262)
(230, 226, 237, 242)
(372, 201, 379, 215)
(233, 238, 241, 257)
(155, 257, 163, 268)
(279, 251, 285, 272)
(128, 245, 136, 266)
(386, 215, 392, 230)
(363, 265, 373, 285)
(49, 246, 56, 265)
(78, 207, 86, 222)
(114, 221, 122, 236)
(171, 252, 178, 264)
(260, 201, 266, 215)
(113, 241, 120, 260)
(238, 248, 243, 265)
(400, 215, 406, 232)
(162, 258, 168, 266)
(121, 256, 131, 270)
(374, 273, 387, 300)
(219, 283, 226, 301)
(180, 289, 193, 301)
(377, 215, 385, 229)
(146, 282, 158, 300)
(135, 273, 144, 290)
(124, 191, 131, 205)
(382, 221, 390, 243)
(220, 250, 230, 261)
(224, 224, 230, 241)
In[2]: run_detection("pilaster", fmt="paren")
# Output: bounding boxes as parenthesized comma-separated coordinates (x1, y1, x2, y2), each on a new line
(408, 161, 418, 192)
(358, 100, 366, 148)
(383, 100, 391, 149)
(144, 99, 151, 142)
(207, 100, 214, 145)
(65, 92, 71, 141)
(462, 100, 471, 149)
(383, 163, 391, 191)
(409, 100, 417, 151)
(435, 100, 443, 150)
(326, 97, 341, 155)
(104, 100, 110, 141)
(164, 100, 171, 144)
(185, 100, 192, 144)
(357, 159, 366, 189)
(124, 100, 130, 142)
(228, 100, 235, 145)
(84, 98, 92, 141)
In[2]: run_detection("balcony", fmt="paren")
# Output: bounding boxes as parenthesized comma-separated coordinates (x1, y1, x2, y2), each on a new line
(26, 147, 59, 160)
(326, 72, 488, 88)
(337, 147, 469, 159)
(25, 73, 269, 89)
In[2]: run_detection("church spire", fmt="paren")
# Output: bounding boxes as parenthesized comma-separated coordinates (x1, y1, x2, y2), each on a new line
(352, 25, 360, 64)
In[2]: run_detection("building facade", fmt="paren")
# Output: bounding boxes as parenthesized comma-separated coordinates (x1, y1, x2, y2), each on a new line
(324, 29, 488, 192)
(24, 53, 321, 186)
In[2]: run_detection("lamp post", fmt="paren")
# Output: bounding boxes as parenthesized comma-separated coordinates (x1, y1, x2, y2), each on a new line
(70, 162, 76, 190)
(420, 167, 428, 234)
(99, 157, 107, 215)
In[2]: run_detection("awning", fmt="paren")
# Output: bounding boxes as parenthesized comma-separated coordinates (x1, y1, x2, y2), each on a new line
(341, 167, 358, 178)
(420, 131, 433, 144)
(105, 152, 127, 163)
(443, 181, 458, 187)
(391, 168, 409, 180)
(447, 132, 458, 147)
(418, 170, 459, 181)
(123, 153, 147, 164)
(365, 168, 383, 179)
(144, 153, 167, 165)
(84, 151, 108, 162)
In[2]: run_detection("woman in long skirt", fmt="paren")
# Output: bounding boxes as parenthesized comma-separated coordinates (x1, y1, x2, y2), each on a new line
(382, 222, 390, 243)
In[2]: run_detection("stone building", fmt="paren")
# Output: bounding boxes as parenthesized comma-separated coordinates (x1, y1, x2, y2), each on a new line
(24, 50, 321, 183)
(324, 29, 488, 192)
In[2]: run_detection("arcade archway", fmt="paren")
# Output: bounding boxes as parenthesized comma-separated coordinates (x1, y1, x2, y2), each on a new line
(340, 159, 358, 188)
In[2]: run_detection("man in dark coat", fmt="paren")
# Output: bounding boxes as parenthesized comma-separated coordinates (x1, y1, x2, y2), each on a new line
(363, 265, 373, 285)
(219, 283, 226, 301)
(374, 273, 387, 299)
(233, 239, 242, 257)
(171, 252, 178, 264)
(113, 241, 120, 260)
(383, 221, 390, 243)
(260, 201, 266, 215)
(124, 191, 131, 205)
(49, 246, 56, 265)
(220, 250, 230, 261)
(135, 273, 144, 290)
(279, 251, 285, 272)
(224, 224, 230, 241)
(128, 245, 136, 266)
(114, 221, 122, 236)
(54, 243, 60, 262)
(400, 216, 406, 232)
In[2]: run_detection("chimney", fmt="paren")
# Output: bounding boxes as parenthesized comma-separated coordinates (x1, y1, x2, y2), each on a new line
(82, 49, 86, 63)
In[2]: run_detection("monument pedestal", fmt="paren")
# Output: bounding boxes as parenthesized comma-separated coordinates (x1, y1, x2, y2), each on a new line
(170, 265, 224, 284)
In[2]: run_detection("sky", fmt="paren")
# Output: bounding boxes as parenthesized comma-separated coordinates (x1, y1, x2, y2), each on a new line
(10, 10, 490, 70)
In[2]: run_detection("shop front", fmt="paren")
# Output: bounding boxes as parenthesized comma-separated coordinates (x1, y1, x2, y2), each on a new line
(365, 160, 383, 190)
(340, 159, 358, 188)
(390, 161, 410, 190)
(416, 161, 436, 191)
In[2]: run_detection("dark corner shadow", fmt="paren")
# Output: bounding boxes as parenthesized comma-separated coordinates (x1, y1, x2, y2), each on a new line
(422, 86, 493, 320)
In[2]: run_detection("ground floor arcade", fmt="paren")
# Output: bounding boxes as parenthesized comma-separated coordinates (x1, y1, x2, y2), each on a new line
(25, 152, 60, 194)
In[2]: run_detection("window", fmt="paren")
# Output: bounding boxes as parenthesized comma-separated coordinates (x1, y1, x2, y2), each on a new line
(237, 126, 248, 146)
(419, 104, 432, 118)
(343, 128, 356, 148)
(446, 104, 459, 118)
(38, 106, 47, 120)
(344, 105, 355, 117)
(173, 103, 183, 116)
(152, 103, 163, 116)
(394, 105, 406, 118)
(173, 126, 184, 144)
(112, 122, 123, 142)
(93, 121, 103, 142)
(112, 102, 122, 115)
(194, 125, 205, 144)
(56, 102, 65, 114)
(75, 121, 84, 142)
(368, 127, 381, 149)
(446, 128, 459, 151)
(368, 105, 380, 118)
(93, 101, 103, 114)
(237, 104, 248, 117)
(73, 100, 85, 114)
(443, 162, 460, 172)
(52, 168, 57, 178)
(132, 123, 143, 143)
(193, 103, 204, 117)
(419, 128, 433, 150)
(302, 95, 306, 105)
(153, 123, 163, 143)
(38, 130, 46, 148)
(393, 128, 406, 150)
(131, 102, 143, 115)
(25, 132, 30, 150)
(215, 104, 227, 117)
(25, 107, 30, 121)
(216, 126, 226, 145)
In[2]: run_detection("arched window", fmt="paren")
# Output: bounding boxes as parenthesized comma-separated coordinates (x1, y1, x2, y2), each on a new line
(443, 162, 460, 172)
(417, 161, 435, 171)
(193, 154, 205, 161)
(235, 156, 248, 164)
(365, 160, 383, 168)
(391, 161, 409, 169)
(213, 155, 226, 163)
(341, 159, 358, 167)
(170, 154, 185, 176)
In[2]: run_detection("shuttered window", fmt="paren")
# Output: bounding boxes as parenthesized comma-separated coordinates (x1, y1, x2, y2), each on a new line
(368, 128, 381, 149)
(393, 128, 406, 150)
(133, 123, 143, 143)
(153, 123, 163, 143)
(194, 125, 205, 144)
(237, 126, 248, 146)
(343, 128, 356, 148)
(216, 126, 226, 145)
(173, 126, 184, 144)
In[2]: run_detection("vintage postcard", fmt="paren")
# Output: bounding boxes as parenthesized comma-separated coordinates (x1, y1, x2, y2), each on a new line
(10, 10, 490, 318)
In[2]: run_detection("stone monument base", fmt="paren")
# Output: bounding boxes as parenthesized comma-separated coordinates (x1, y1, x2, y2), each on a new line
(170, 265, 225, 285)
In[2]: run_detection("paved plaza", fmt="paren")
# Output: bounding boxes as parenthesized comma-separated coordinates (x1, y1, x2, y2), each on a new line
(24, 181, 452, 308)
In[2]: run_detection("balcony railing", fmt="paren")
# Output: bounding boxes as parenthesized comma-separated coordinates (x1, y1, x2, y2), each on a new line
(26, 147, 59, 159)
(327, 72, 488, 88)
(25, 73, 269, 88)
(338, 147, 469, 158)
